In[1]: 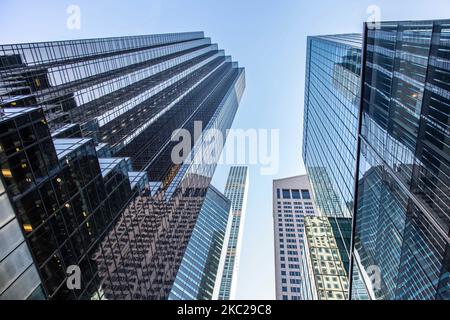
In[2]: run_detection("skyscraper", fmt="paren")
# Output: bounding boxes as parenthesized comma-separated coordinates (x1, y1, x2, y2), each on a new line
(353, 20, 450, 300)
(0, 32, 245, 300)
(0, 107, 146, 299)
(169, 185, 231, 300)
(272, 175, 318, 300)
(302, 33, 364, 299)
(217, 166, 249, 300)
(303, 20, 450, 300)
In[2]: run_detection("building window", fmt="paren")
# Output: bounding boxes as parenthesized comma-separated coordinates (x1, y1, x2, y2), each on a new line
(292, 190, 301, 199)
(301, 189, 311, 199)
(282, 189, 291, 199)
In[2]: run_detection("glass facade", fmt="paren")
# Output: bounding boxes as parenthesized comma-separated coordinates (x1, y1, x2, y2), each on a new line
(0, 155, 43, 300)
(0, 33, 245, 300)
(353, 20, 450, 300)
(169, 185, 231, 300)
(0, 108, 145, 299)
(303, 21, 450, 300)
(218, 166, 249, 300)
(302, 34, 363, 299)
(303, 34, 362, 219)
(303, 216, 349, 300)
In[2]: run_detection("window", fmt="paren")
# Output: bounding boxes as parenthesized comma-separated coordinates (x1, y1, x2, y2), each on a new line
(282, 189, 291, 199)
(301, 189, 311, 199)
(277, 189, 281, 199)
(292, 189, 301, 199)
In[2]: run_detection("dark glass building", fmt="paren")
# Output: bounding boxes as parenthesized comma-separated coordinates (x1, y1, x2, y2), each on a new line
(0, 107, 144, 299)
(354, 20, 450, 300)
(0, 110, 44, 300)
(0, 33, 245, 300)
(168, 185, 231, 300)
(303, 20, 450, 300)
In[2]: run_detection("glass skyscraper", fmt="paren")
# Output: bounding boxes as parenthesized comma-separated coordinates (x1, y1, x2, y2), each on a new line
(302, 33, 363, 299)
(169, 185, 231, 300)
(353, 20, 450, 300)
(303, 20, 450, 300)
(0, 33, 245, 300)
(303, 33, 362, 219)
(218, 166, 249, 300)
(0, 107, 147, 300)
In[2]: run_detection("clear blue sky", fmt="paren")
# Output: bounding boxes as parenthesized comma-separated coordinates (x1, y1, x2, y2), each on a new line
(1, 0, 448, 300)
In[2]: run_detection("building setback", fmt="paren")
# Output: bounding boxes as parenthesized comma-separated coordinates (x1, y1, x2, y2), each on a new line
(0, 33, 245, 300)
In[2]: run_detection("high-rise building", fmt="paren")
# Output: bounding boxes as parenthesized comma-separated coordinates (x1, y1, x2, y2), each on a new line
(302, 33, 364, 299)
(0, 107, 146, 299)
(0, 33, 245, 300)
(353, 20, 450, 300)
(303, 33, 362, 219)
(217, 166, 249, 300)
(0, 111, 44, 300)
(168, 185, 231, 300)
(303, 20, 450, 300)
(272, 175, 318, 300)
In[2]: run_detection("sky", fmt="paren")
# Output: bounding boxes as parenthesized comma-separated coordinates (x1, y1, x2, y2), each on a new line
(1, 0, 449, 300)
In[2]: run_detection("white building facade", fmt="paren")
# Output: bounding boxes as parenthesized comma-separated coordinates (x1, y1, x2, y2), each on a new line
(273, 175, 318, 300)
